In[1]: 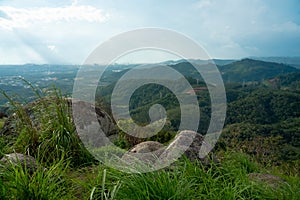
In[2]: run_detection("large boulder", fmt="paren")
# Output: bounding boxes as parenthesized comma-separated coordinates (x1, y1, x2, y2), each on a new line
(162, 130, 218, 166)
(122, 141, 165, 165)
(70, 98, 117, 138)
(129, 141, 164, 153)
(0, 153, 38, 173)
(122, 130, 218, 167)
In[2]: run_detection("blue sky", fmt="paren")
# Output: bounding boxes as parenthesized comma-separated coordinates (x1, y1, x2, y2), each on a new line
(0, 0, 299, 64)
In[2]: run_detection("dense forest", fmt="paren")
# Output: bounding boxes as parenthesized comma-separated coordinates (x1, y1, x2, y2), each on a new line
(95, 59, 300, 167)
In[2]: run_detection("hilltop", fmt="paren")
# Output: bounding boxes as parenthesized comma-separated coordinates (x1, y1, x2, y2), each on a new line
(219, 58, 299, 82)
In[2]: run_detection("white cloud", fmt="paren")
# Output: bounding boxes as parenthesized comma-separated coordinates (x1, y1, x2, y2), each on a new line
(47, 45, 56, 51)
(0, 5, 109, 30)
(0, 0, 299, 63)
(72, 0, 79, 6)
(194, 0, 214, 9)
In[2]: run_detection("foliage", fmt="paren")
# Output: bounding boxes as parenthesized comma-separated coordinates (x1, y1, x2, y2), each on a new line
(226, 89, 300, 124)
(219, 58, 298, 82)
(220, 120, 300, 165)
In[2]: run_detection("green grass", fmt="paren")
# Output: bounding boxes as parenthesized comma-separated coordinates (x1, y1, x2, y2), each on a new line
(0, 118, 5, 130)
(1, 86, 95, 167)
(0, 148, 299, 199)
(0, 157, 73, 200)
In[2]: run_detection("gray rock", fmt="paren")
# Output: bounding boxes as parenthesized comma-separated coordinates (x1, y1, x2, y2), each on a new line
(70, 98, 117, 138)
(248, 173, 286, 187)
(122, 141, 166, 165)
(122, 130, 218, 168)
(0, 153, 38, 173)
(129, 141, 164, 153)
(163, 130, 218, 166)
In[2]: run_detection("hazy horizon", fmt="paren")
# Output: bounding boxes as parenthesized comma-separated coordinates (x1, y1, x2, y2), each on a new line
(1, 56, 300, 66)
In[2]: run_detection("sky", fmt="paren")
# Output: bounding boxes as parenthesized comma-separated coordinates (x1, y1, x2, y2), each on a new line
(0, 0, 299, 64)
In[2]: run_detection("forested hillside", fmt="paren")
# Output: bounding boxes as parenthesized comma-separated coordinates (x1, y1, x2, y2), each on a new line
(95, 62, 300, 167)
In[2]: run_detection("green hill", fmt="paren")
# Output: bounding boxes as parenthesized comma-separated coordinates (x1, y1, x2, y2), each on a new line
(219, 58, 299, 82)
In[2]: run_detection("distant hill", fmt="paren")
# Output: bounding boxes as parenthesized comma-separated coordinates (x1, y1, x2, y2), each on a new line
(275, 72, 300, 89)
(161, 59, 235, 66)
(167, 58, 299, 83)
(250, 57, 300, 69)
(219, 58, 299, 82)
(212, 59, 236, 66)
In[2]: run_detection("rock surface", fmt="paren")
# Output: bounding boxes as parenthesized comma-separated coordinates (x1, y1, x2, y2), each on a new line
(129, 141, 165, 153)
(248, 173, 286, 187)
(0, 153, 38, 173)
(163, 130, 218, 166)
(122, 141, 165, 165)
(70, 99, 118, 147)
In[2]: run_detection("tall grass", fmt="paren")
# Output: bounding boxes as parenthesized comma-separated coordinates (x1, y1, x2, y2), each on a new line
(1, 83, 94, 167)
(0, 157, 73, 200)
(36, 89, 95, 167)
(116, 161, 198, 199)
(112, 153, 299, 200)
(1, 146, 299, 199)
(1, 87, 39, 156)
(0, 119, 5, 129)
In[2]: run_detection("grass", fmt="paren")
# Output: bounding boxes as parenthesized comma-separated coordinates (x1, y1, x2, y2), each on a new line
(1, 85, 95, 167)
(0, 118, 5, 130)
(0, 157, 72, 200)
(0, 85, 299, 199)
(0, 151, 299, 199)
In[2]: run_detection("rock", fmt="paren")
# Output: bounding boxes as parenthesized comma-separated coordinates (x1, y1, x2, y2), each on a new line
(70, 98, 117, 138)
(163, 130, 218, 166)
(248, 173, 286, 187)
(0, 153, 38, 173)
(121, 141, 165, 166)
(122, 130, 218, 168)
(129, 141, 164, 153)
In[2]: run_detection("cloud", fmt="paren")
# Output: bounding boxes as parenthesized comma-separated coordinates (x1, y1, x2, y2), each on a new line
(194, 0, 214, 9)
(0, 0, 299, 63)
(47, 45, 56, 51)
(0, 10, 10, 19)
(0, 5, 109, 30)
